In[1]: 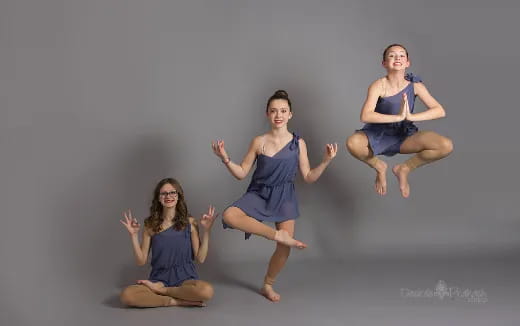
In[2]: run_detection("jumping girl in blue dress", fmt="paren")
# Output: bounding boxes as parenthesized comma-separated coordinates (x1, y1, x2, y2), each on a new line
(346, 44, 453, 198)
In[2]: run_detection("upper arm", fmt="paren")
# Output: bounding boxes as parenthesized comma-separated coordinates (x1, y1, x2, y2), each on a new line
(298, 138, 311, 180)
(238, 136, 261, 175)
(414, 82, 443, 111)
(189, 217, 200, 258)
(140, 227, 152, 262)
(360, 80, 384, 121)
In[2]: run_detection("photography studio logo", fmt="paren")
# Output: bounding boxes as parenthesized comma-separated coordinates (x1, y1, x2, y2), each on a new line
(400, 280, 488, 303)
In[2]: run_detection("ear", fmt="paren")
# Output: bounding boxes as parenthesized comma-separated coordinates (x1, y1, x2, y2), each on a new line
(288, 111, 293, 119)
(406, 60, 411, 68)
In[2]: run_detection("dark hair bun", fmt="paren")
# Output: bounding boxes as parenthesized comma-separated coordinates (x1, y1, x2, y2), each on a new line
(273, 90, 288, 98)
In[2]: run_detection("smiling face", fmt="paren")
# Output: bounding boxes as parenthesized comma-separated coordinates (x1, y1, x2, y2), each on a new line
(158, 183, 178, 209)
(266, 99, 292, 128)
(382, 45, 410, 71)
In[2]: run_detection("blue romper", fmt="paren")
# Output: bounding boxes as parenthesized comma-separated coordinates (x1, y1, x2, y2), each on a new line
(224, 133, 301, 239)
(358, 73, 422, 156)
(148, 224, 199, 287)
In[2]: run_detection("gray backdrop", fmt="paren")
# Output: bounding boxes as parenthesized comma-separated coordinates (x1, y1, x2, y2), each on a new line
(2, 0, 519, 325)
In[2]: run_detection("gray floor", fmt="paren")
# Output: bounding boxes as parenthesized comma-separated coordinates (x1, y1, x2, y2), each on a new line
(12, 253, 517, 326)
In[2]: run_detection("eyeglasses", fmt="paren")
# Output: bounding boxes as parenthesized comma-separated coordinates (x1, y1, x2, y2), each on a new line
(159, 190, 178, 198)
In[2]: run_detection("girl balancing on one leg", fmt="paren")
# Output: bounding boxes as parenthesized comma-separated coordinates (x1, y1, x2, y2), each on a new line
(211, 90, 338, 302)
(346, 44, 453, 198)
(119, 178, 217, 308)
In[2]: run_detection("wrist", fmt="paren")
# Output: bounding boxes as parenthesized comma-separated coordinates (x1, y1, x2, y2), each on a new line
(221, 156, 231, 164)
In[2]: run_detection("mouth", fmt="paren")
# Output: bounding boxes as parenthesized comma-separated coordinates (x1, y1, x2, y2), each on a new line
(274, 120, 284, 124)
(165, 200, 176, 204)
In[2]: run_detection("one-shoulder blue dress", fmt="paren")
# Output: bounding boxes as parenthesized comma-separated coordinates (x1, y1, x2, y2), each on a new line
(358, 73, 422, 156)
(148, 224, 199, 287)
(224, 133, 301, 239)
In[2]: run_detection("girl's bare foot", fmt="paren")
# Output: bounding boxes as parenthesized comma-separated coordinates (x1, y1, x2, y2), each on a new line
(392, 164, 411, 198)
(274, 229, 307, 249)
(374, 159, 388, 195)
(169, 298, 206, 307)
(260, 284, 281, 302)
(137, 280, 167, 295)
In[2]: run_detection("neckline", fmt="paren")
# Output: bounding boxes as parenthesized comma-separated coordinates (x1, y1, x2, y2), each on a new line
(259, 134, 295, 159)
(381, 81, 411, 99)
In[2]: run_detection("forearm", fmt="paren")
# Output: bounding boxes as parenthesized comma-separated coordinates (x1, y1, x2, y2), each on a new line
(130, 234, 146, 265)
(361, 111, 403, 123)
(223, 160, 247, 180)
(195, 230, 211, 263)
(304, 160, 331, 183)
(408, 107, 445, 122)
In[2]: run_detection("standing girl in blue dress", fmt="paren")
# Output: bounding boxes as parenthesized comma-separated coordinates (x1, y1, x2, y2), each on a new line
(211, 90, 338, 302)
(119, 178, 217, 308)
(346, 44, 453, 198)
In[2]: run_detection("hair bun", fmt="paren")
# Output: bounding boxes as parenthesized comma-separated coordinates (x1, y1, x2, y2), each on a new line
(273, 90, 288, 98)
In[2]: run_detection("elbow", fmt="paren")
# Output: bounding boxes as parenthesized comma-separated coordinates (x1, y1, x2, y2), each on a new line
(360, 114, 369, 123)
(136, 260, 146, 266)
(196, 256, 206, 264)
(437, 106, 446, 118)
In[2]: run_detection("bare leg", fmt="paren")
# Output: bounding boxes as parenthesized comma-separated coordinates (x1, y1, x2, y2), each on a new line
(223, 207, 307, 249)
(261, 220, 295, 302)
(346, 132, 388, 195)
(137, 280, 208, 306)
(393, 131, 453, 198)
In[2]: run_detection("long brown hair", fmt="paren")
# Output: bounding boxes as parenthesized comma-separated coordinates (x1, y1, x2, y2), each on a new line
(144, 178, 189, 233)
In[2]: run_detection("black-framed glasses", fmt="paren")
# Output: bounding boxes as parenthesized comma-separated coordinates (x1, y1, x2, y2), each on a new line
(159, 190, 178, 197)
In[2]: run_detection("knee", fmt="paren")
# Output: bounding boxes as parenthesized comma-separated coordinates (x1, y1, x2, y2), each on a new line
(120, 287, 137, 306)
(346, 134, 365, 155)
(439, 137, 454, 156)
(222, 208, 234, 225)
(196, 281, 214, 301)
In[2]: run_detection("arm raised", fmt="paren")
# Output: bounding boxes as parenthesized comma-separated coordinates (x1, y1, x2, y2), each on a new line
(120, 210, 151, 266)
(211, 137, 261, 180)
(298, 138, 338, 184)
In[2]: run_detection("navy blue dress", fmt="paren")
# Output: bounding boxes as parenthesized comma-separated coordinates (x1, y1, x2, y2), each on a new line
(358, 73, 422, 156)
(224, 133, 300, 239)
(148, 224, 199, 287)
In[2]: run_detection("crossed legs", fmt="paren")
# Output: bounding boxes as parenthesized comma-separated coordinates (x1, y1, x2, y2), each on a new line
(346, 130, 453, 197)
(120, 279, 214, 308)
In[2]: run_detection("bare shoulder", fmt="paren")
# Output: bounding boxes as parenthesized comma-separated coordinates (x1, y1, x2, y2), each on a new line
(298, 137, 307, 149)
(250, 135, 265, 154)
(143, 225, 154, 237)
(413, 81, 428, 94)
(368, 78, 385, 96)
